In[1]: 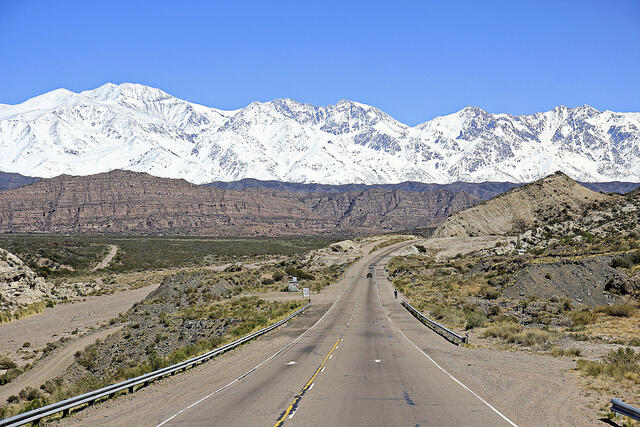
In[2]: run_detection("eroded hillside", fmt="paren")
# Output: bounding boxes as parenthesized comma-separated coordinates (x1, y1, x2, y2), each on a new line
(434, 172, 618, 238)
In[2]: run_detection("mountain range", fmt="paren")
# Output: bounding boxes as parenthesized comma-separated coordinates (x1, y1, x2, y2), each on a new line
(1, 83, 639, 185)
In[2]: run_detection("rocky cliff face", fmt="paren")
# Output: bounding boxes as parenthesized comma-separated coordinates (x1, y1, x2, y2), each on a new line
(433, 172, 618, 238)
(0, 170, 479, 236)
(0, 248, 52, 312)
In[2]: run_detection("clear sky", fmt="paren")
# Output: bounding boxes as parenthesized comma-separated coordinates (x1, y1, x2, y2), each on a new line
(1, 0, 639, 125)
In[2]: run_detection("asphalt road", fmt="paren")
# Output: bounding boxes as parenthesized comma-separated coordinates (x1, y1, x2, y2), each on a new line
(148, 243, 517, 427)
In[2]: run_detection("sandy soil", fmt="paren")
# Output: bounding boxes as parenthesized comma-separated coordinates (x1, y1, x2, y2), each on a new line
(0, 283, 158, 368)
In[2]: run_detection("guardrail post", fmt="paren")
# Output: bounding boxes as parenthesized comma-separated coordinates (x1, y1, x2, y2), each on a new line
(63, 408, 70, 417)
(129, 385, 135, 394)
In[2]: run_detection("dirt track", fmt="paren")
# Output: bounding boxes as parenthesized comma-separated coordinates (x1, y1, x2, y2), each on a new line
(0, 283, 158, 368)
(0, 326, 122, 404)
(91, 245, 117, 271)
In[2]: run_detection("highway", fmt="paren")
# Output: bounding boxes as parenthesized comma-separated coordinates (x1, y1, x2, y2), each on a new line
(61, 242, 519, 426)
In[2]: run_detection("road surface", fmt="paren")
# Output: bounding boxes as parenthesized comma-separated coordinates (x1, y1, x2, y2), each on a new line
(61, 242, 525, 426)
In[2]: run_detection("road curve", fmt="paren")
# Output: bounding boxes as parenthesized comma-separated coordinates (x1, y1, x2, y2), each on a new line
(59, 242, 518, 426)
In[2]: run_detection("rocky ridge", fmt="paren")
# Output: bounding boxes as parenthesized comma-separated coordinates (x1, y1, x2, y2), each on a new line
(0, 170, 480, 236)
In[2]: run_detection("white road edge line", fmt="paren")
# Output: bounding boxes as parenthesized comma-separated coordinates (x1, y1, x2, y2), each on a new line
(388, 314, 518, 427)
(156, 278, 351, 427)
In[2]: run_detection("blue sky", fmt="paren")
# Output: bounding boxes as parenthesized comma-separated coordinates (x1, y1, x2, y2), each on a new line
(1, 0, 639, 124)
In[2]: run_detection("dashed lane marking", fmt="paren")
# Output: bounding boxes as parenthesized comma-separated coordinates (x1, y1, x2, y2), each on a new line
(155, 273, 351, 427)
(273, 338, 341, 427)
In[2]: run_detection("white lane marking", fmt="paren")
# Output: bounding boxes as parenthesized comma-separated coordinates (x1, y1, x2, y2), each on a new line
(386, 314, 518, 427)
(320, 366, 326, 373)
(375, 359, 381, 363)
(288, 409, 297, 419)
(286, 361, 296, 365)
(156, 274, 351, 427)
(329, 354, 333, 359)
(340, 338, 344, 342)
(309, 382, 315, 390)
(335, 345, 339, 349)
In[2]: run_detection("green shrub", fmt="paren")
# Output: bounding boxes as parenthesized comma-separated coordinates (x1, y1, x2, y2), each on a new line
(464, 311, 486, 330)
(577, 347, 639, 382)
(18, 387, 42, 402)
(551, 346, 581, 357)
(481, 285, 499, 300)
(594, 304, 634, 317)
(0, 355, 16, 370)
(611, 257, 631, 269)
(482, 323, 554, 346)
(569, 308, 596, 326)
(284, 266, 314, 280)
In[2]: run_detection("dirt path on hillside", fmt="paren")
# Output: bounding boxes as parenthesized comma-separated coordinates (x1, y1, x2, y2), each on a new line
(0, 326, 122, 404)
(91, 245, 117, 271)
(0, 283, 158, 368)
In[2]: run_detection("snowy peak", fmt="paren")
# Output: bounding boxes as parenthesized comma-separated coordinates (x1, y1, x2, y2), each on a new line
(0, 83, 639, 185)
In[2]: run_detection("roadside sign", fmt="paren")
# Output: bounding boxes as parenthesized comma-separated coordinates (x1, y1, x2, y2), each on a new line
(303, 287, 310, 299)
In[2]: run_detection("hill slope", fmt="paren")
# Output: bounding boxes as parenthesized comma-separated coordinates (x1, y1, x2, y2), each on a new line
(0, 171, 40, 191)
(433, 172, 618, 238)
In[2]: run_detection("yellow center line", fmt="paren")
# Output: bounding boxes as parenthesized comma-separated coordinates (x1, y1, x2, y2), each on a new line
(273, 337, 341, 426)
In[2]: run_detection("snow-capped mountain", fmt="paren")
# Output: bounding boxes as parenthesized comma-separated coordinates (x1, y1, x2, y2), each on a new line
(1, 83, 639, 184)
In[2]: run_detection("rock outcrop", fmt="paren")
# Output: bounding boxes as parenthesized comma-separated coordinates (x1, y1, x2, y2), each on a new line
(0, 248, 52, 311)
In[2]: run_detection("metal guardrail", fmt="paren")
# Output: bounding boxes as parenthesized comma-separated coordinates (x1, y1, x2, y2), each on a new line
(0, 303, 311, 427)
(611, 398, 640, 421)
(401, 300, 468, 345)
